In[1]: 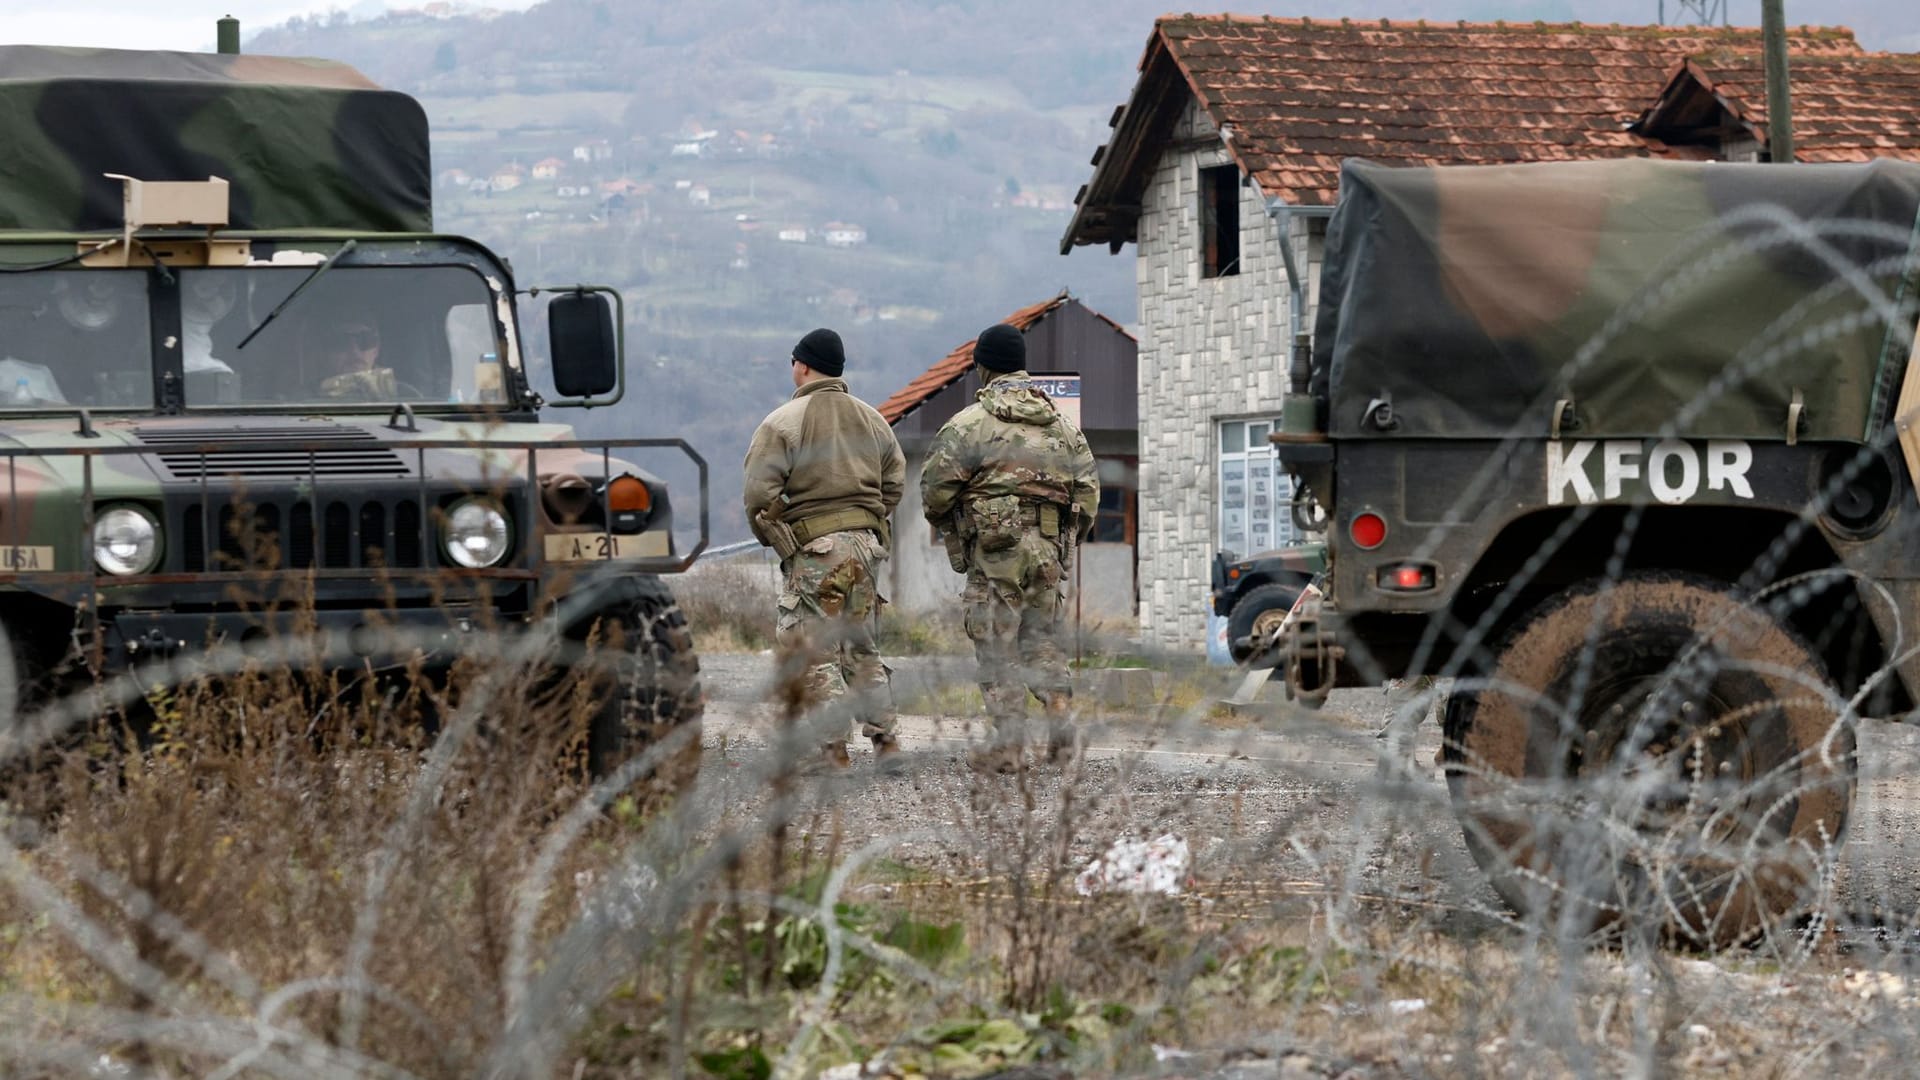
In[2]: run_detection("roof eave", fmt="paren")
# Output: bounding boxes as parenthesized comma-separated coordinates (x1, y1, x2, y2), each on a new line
(1060, 31, 1197, 255)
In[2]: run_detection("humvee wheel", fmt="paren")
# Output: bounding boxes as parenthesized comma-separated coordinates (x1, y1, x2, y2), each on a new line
(1440, 574, 1854, 947)
(564, 575, 704, 806)
(1228, 583, 1303, 664)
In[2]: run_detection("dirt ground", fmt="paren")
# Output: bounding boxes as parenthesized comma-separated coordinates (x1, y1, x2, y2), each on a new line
(694, 649, 1920, 1077)
(699, 651, 1920, 919)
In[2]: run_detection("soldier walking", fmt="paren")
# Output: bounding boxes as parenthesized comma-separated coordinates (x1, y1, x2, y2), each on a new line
(744, 328, 906, 767)
(921, 324, 1099, 773)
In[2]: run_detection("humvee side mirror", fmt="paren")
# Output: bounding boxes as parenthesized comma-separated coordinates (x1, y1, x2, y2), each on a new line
(546, 288, 623, 405)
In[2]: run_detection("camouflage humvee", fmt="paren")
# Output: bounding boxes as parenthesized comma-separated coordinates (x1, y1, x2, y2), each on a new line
(1272, 157, 1920, 943)
(0, 44, 704, 784)
(1210, 540, 1325, 664)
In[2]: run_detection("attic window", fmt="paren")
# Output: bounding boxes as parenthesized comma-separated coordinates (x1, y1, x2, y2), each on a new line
(1200, 164, 1241, 279)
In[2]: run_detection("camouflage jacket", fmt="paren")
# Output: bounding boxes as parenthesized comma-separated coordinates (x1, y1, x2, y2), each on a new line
(921, 371, 1099, 537)
(744, 378, 904, 547)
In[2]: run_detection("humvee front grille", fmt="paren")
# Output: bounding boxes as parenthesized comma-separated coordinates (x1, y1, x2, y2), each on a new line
(182, 498, 429, 571)
(137, 426, 411, 480)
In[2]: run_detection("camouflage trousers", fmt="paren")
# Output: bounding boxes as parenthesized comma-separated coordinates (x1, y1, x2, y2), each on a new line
(963, 528, 1070, 739)
(775, 529, 895, 741)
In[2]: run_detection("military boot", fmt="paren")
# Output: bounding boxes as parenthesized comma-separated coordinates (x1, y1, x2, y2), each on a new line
(1043, 692, 1079, 765)
(871, 733, 904, 774)
(967, 743, 1022, 775)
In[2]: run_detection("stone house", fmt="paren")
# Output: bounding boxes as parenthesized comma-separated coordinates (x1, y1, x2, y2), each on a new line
(875, 293, 1139, 618)
(1060, 16, 1880, 654)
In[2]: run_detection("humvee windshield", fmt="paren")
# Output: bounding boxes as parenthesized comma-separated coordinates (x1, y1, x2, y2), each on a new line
(0, 270, 154, 408)
(188, 265, 503, 407)
(0, 265, 505, 411)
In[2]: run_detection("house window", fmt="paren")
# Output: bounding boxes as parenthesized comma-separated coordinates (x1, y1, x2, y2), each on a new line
(1218, 419, 1292, 558)
(1200, 164, 1241, 279)
(1093, 456, 1137, 544)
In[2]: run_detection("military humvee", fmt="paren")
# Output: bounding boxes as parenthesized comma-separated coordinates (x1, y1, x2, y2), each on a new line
(0, 41, 704, 781)
(1210, 540, 1325, 664)
(1272, 157, 1920, 942)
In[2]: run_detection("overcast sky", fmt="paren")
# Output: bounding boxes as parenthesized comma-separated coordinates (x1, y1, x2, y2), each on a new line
(0, 2, 537, 52)
(0, 0, 1909, 54)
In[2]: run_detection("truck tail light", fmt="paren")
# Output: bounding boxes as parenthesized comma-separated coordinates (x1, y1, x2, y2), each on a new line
(1376, 562, 1436, 592)
(1349, 511, 1387, 549)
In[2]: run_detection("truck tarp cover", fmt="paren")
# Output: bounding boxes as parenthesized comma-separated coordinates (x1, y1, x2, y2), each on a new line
(0, 46, 430, 233)
(1312, 158, 1920, 441)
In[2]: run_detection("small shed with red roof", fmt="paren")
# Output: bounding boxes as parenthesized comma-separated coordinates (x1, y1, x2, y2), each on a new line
(878, 292, 1139, 616)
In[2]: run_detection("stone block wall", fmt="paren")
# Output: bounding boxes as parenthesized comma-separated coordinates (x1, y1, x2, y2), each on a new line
(1133, 101, 1322, 654)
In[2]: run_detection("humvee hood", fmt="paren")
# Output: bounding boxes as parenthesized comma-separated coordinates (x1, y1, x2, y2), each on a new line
(979, 376, 1062, 427)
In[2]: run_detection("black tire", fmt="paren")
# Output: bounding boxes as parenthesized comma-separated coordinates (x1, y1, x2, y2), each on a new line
(1440, 573, 1854, 947)
(564, 575, 704, 805)
(1227, 582, 1304, 664)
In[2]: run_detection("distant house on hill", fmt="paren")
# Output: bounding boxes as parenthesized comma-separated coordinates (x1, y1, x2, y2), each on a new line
(671, 130, 719, 158)
(489, 163, 525, 192)
(688, 184, 711, 206)
(531, 157, 565, 180)
(777, 226, 808, 243)
(1061, 15, 1882, 653)
(573, 138, 613, 163)
(876, 292, 1139, 616)
(822, 222, 867, 247)
(436, 167, 471, 190)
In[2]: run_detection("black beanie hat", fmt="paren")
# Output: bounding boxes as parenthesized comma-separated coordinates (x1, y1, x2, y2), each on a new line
(973, 323, 1026, 373)
(792, 327, 845, 377)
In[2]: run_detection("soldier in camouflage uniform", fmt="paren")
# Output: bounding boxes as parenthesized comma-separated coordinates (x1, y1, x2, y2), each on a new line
(921, 324, 1099, 773)
(744, 328, 906, 767)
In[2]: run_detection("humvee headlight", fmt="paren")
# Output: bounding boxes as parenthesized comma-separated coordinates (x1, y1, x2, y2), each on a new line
(93, 505, 161, 576)
(444, 499, 511, 568)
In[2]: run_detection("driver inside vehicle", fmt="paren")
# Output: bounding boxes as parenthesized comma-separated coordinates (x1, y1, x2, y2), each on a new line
(308, 317, 399, 399)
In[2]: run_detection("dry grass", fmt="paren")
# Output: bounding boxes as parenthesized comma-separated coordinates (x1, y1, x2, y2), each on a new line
(2, 579, 1917, 1080)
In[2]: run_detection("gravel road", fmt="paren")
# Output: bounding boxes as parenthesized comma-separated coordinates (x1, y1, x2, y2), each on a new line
(694, 650, 1920, 931)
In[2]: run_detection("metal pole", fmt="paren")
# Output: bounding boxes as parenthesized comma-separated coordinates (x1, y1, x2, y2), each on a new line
(1762, 0, 1795, 163)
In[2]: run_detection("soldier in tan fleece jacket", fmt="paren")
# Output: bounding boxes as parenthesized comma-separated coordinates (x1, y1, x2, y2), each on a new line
(744, 328, 906, 767)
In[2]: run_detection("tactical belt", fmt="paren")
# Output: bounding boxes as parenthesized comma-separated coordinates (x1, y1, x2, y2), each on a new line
(1015, 499, 1066, 538)
(791, 507, 887, 544)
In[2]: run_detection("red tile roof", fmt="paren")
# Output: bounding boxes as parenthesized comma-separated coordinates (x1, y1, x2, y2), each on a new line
(1063, 15, 1864, 251)
(876, 292, 1133, 425)
(1633, 51, 1920, 162)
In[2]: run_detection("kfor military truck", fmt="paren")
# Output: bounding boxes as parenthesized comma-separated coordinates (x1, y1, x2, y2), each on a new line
(0, 40, 704, 784)
(1271, 157, 1920, 943)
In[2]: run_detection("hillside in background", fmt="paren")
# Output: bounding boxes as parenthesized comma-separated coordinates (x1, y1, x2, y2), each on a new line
(251, 0, 1175, 541)
(249, 0, 1915, 540)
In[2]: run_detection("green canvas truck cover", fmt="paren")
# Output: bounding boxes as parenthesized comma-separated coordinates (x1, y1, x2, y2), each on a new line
(0, 46, 430, 234)
(1311, 158, 1920, 442)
